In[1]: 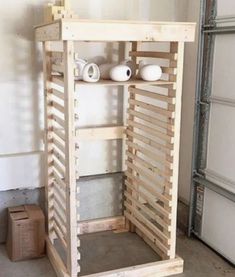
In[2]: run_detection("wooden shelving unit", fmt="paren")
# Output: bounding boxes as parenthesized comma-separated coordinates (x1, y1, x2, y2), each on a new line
(35, 19, 195, 277)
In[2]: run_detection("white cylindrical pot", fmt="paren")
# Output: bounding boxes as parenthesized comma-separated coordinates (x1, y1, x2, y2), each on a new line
(110, 65, 132, 82)
(120, 59, 136, 77)
(82, 63, 100, 83)
(139, 64, 162, 81)
(99, 63, 115, 79)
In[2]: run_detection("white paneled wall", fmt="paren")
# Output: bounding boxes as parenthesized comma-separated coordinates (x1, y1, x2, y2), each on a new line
(0, 0, 197, 193)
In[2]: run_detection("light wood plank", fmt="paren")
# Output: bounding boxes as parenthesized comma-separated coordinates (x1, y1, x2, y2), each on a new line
(126, 141, 172, 169)
(126, 129, 173, 155)
(79, 216, 125, 235)
(127, 108, 174, 132)
(129, 87, 175, 104)
(124, 200, 170, 245)
(129, 51, 177, 60)
(76, 126, 125, 140)
(129, 99, 174, 118)
(125, 180, 171, 219)
(125, 210, 170, 256)
(127, 119, 174, 144)
(64, 41, 80, 276)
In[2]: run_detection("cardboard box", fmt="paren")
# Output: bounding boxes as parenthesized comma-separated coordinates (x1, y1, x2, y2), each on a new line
(6, 205, 45, 261)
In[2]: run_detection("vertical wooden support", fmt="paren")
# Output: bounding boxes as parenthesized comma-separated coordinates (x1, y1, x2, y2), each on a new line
(126, 41, 141, 232)
(43, 41, 56, 243)
(168, 42, 185, 259)
(64, 41, 80, 276)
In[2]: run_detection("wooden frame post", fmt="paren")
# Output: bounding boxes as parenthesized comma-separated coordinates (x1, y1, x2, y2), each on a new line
(64, 41, 80, 276)
(168, 42, 185, 258)
(43, 41, 57, 243)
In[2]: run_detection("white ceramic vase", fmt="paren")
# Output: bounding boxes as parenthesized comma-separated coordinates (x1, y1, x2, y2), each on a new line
(75, 58, 100, 82)
(139, 61, 162, 81)
(110, 65, 132, 81)
(120, 59, 136, 77)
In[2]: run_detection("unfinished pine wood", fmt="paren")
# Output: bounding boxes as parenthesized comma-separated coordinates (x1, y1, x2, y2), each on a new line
(167, 42, 185, 259)
(76, 126, 125, 140)
(79, 216, 125, 235)
(39, 16, 195, 277)
(64, 41, 80, 276)
(35, 19, 195, 42)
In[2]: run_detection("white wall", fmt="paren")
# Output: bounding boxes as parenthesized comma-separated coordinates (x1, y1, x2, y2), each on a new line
(178, 0, 200, 203)
(0, 0, 199, 196)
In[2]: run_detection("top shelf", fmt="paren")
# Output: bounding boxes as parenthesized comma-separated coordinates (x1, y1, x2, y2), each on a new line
(35, 19, 196, 42)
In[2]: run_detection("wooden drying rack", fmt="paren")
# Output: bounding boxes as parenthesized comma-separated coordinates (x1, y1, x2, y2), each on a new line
(35, 19, 196, 277)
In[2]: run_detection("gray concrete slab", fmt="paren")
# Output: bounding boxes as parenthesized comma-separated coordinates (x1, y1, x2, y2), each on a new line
(0, 232, 234, 277)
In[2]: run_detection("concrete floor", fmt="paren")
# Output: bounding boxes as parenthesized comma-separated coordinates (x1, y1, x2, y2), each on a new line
(0, 231, 234, 277)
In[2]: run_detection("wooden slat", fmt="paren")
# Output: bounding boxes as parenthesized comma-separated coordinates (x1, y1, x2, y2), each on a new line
(124, 190, 170, 232)
(53, 157, 65, 177)
(125, 168, 171, 206)
(53, 114, 65, 128)
(129, 51, 177, 60)
(52, 147, 66, 166)
(161, 67, 177, 74)
(52, 101, 65, 114)
(52, 63, 64, 74)
(52, 136, 65, 154)
(53, 222, 67, 251)
(126, 129, 173, 155)
(127, 108, 174, 132)
(127, 119, 174, 144)
(52, 76, 65, 87)
(126, 141, 172, 169)
(53, 181, 66, 204)
(126, 161, 167, 193)
(52, 88, 64, 100)
(129, 87, 175, 104)
(124, 198, 170, 245)
(53, 169, 66, 190)
(129, 99, 174, 118)
(53, 191, 67, 218)
(54, 128, 65, 141)
(53, 210, 67, 237)
(124, 209, 170, 255)
(125, 179, 171, 219)
(125, 152, 172, 190)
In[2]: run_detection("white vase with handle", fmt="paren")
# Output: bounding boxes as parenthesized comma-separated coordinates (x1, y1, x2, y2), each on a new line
(75, 58, 100, 83)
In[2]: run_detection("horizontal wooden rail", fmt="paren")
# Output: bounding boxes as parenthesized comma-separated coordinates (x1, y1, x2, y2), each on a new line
(76, 126, 125, 140)
(128, 99, 174, 118)
(126, 141, 172, 169)
(52, 88, 64, 100)
(124, 209, 170, 256)
(127, 109, 174, 132)
(129, 51, 178, 60)
(126, 151, 172, 190)
(127, 119, 174, 144)
(126, 129, 173, 155)
(124, 190, 170, 232)
(126, 161, 169, 193)
(129, 87, 175, 104)
(124, 198, 170, 245)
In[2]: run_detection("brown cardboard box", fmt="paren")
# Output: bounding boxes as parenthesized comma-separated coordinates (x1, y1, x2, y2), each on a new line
(6, 205, 45, 261)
